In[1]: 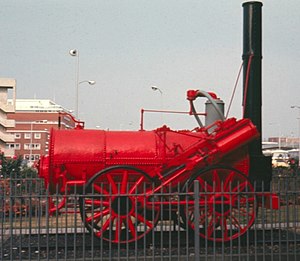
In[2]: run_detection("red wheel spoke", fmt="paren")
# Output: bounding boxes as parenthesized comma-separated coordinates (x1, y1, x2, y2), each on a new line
(134, 213, 154, 229)
(184, 166, 256, 243)
(81, 166, 160, 244)
(207, 215, 219, 238)
(223, 171, 236, 192)
(127, 217, 137, 239)
(114, 216, 124, 242)
(212, 170, 221, 191)
(199, 212, 211, 225)
(84, 199, 110, 207)
(95, 215, 115, 238)
(121, 170, 129, 194)
(86, 208, 109, 223)
(232, 181, 250, 193)
(230, 215, 243, 230)
(221, 217, 229, 240)
(106, 174, 118, 194)
(129, 176, 145, 194)
(93, 184, 109, 195)
(196, 176, 213, 192)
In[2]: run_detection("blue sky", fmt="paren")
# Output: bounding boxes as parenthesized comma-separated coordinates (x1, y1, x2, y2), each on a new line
(1, 0, 300, 139)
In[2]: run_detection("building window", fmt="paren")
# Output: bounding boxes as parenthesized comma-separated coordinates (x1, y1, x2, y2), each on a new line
(24, 154, 40, 161)
(24, 143, 41, 150)
(34, 133, 41, 139)
(6, 143, 20, 150)
(14, 133, 21, 139)
(23, 154, 41, 161)
(24, 133, 31, 139)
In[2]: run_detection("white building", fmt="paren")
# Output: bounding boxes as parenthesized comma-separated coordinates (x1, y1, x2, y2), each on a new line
(7, 99, 76, 163)
(0, 78, 16, 157)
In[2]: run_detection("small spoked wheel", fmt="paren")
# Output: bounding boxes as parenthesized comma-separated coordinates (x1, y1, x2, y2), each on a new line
(181, 166, 257, 242)
(79, 165, 160, 244)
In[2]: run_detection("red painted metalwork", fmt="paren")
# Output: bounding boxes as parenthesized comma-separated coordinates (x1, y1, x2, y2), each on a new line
(40, 116, 258, 194)
(38, 88, 274, 243)
(37, 1, 280, 244)
(182, 166, 257, 242)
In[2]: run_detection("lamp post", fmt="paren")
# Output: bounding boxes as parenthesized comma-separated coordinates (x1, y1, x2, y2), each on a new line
(69, 49, 96, 118)
(69, 49, 79, 117)
(291, 105, 300, 167)
(151, 86, 163, 123)
(77, 80, 96, 118)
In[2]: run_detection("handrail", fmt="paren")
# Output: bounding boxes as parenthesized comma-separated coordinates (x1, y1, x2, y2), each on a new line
(139, 109, 205, 131)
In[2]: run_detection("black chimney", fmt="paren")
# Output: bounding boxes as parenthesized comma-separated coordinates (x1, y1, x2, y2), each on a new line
(242, 1, 272, 190)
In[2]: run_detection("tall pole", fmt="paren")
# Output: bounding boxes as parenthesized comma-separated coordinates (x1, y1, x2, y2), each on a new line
(291, 106, 300, 167)
(69, 49, 80, 118)
(151, 86, 163, 123)
(242, 2, 273, 191)
(77, 80, 96, 119)
(69, 50, 96, 119)
(242, 1, 263, 153)
(76, 51, 79, 118)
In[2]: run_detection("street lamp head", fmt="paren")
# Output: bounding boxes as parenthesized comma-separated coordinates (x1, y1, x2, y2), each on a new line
(151, 86, 162, 94)
(69, 49, 78, 56)
(88, 80, 96, 85)
(79, 80, 96, 85)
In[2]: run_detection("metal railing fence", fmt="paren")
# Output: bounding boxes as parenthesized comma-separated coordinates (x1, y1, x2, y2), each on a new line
(1, 173, 300, 260)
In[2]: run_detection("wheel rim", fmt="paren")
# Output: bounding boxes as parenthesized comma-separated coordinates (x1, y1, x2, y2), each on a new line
(79, 166, 160, 244)
(183, 166, 256, 242)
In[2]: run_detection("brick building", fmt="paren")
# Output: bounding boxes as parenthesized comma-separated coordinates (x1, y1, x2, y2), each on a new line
(7, 99, 76, 164)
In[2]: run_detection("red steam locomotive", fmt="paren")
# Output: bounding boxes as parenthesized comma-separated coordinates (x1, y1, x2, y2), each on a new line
(38, 2, 278, 244)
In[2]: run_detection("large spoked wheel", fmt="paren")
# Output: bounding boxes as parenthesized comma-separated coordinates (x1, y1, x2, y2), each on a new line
(79, 165, 160, 244)
(181, 166, 257, 242)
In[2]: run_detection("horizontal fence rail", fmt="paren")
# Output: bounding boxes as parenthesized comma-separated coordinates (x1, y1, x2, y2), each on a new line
(1, 173, 300, 260)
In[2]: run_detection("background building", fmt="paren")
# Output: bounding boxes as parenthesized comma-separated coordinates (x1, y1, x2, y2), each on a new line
(7, 99, 76, 165)
(0, 78, 16, 157)
(268, 136, 300, 150)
